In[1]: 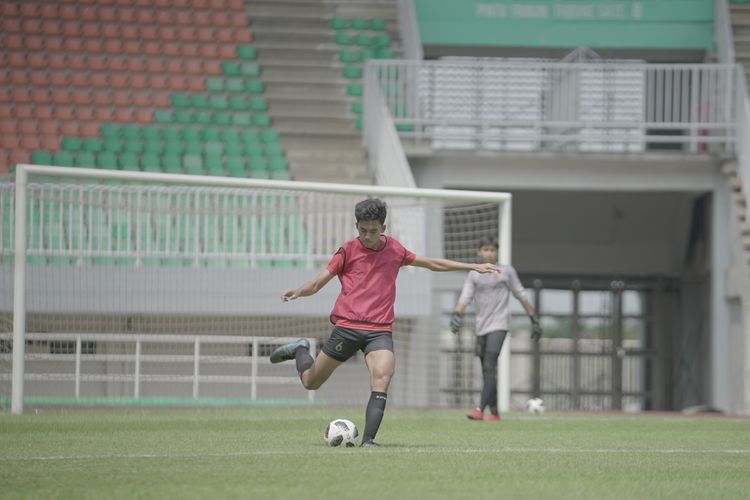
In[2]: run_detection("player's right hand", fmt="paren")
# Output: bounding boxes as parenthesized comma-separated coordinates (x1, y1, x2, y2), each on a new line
(475, 263, 500, 274)
(281, 290, 299, 301)
(450, 311, 463, 334)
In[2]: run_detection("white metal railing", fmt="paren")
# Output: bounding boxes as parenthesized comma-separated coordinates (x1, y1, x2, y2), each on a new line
(363, 64, 417, 188)
(397, 0, 423, 61)
(715, 0, 736, 64)
(0, 333, 315, 403)
(364, 59, 741, 154)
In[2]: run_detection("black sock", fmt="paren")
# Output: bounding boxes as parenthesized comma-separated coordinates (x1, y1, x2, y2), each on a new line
(294, 346, 314, 378)
(362, 391, 387, 443)
(480, 353, 499, 414)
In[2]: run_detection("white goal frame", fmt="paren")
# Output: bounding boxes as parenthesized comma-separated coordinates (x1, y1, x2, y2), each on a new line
(10, 164, 512, 415)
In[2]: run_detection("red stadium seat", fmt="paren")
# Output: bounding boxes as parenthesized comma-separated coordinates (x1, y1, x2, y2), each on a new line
(163, 43, 181, 57)
(19, 120, 39, 135)
(129, 74, 148, 90)
(40, 3, 59, 18)
(51, 89, 71, 105)
(175, 11, 192, 25)
(64, 37, 85, 53)
(42, 20, 64, 36)
(23, 19, 43, 34)
(34, 105, 54, 121)
(54, 106, 75, 120)
(123, 41, 142, 55)
(14, 105, 34, 120)
(7, 52, 25, 68)
(4, 35, 24, 50)
(89, 55, 107, 71)
(90, 73, 111, 89)
(60, 121, 81, 136)
(108, 56, 129, 73)
(121, 25, 139, 40)
(101, 24, 121, 39)
(111, 91, 131, 107)
(108, 74, 129, 89)
(141, 26, 159, 40)
(67, 54, 87, 70)
(20, 3, 41, 17)
(160, 26, 178, 42)
(99, 7, 117, 22)
(1, 3, 19, 16)
(9, 71, 28, 86)
(92, 90, 111, 106)
(11, 88, 32, 104)
(44, 36, 65, 52)
(31, 89, 52, 105)
(29, 71, 48, 86)
(103, 39, 123, 54)
(132, 91, 153, 107)
(71, 89, 91, 106)
(127, 58, 147, 73)
(40, 122, 60, 136)
(95, 107, 115, 122)
(59, 5, 78, 20)
(20, 135, 42, 151)
(2, 18, 22, 34)
(25, 35, 45, 51)
(48, 54, 67, 70)
(79, 5, 97, 21)
(80, 122, 100, 136)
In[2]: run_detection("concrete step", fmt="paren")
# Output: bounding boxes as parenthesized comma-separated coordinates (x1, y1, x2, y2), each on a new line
(259, 57, 345, 70)
(252, 30, 336, 45)
(273, 116, 357, 133)
(253, 41, 341, 54)
(279, 135, 362, 151)
(268, 99, 351, 116)
(289, 163, 372, 184)
(286, 148, 365, 162)
(262, 66, 347, 82)
(247, 4, 397, 20)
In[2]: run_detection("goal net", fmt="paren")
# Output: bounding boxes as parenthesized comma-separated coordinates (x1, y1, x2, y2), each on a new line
(1, 166, 511, 413)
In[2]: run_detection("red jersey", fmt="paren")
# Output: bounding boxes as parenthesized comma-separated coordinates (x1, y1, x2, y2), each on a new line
(326, 235, 416, 331)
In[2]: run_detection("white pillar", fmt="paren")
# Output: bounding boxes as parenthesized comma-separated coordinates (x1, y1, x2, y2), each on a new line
(11, 166, 28, 415)
(711, 181, 731, 412)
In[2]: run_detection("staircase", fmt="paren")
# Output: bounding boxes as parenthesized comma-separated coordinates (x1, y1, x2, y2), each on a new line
(732, 1, 750, 83)
(246, 0, 400, 184)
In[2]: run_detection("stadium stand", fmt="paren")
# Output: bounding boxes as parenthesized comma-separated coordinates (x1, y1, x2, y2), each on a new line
(0, 0, 298, 181)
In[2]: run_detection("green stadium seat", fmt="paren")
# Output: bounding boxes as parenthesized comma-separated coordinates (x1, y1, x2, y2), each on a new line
(373, 33, 391, 48)
(370, 18, 386, 31)
(205, 155, 225, 175)
(142, 126, 163, 142)
(204, 141, 224, 156)
(343, 66, 363, 79)
(329, 16, 347, 29)
(243, 79, 264, 93)
(221, 61, 241, 77)
(355, 117, 363, 130)
(239, 62, 260, 77)
(226, 78, 244, 93)
(184, 142, 203, 156)
(82, 138, 102, 153)
(252, 113, 271, 127)
(240, 129, 261, 144)
(52, 151, 74, 166)
(249, 97, 268, 112)
(237, 45, 257, 60)
(351, 100, 363, 114)
(154, 110, 175, 124)
(229, 96, 250, 111)
(395, 123, 414, 132)
(163, 140, 184, 155)
(206, 77, 225, 92)
(163, 154, 182, 174)
(174, 110, 193, 124)
(195, 111, 213, 125)
(268, 157, 287, 171)
(76, 152, 97, 167)
(374, 47, 395, 59)
(351, 17, 370, 30)
(183, 154, 204, 175)
(182, 127, 201, 142)
(122, 138, 143, 154)
(163, 128, 181, 142)
(355, 33, 371, 47)
(248, 157, 268, 171)
(98, 152, 118, 170)
(30, 150, 52, 165)
(143, 138, 162, 154)
(213, 111, 232, 126)
(335, 32, 353, 45)
(339, 49, 361, 63)
(100, 124, 120, 139)
(224, 142, 243, 156)
(232, 112, 252, 126)
(171, 93, 191, 108)
(209, 95, 229, 110)
(141, 153, 161, 172)
(220, 129, 240, 142)
(119, 153, 140, 170)
(200, 127, 221, 142)
(346, 83, 363, 97)
(61, 137, 82, 152)
(261, 129, 280, 144)
(270, 170, 291, 181)
(121, 125, 140, 141)
(226, 155, 246, 176)
(102, 136, 123, 153)
(191, 94, 209, 109)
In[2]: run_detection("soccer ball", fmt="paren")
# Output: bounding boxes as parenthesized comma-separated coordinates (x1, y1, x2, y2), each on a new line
(526, 397, 545, 414)
(324, 419, 358, 447)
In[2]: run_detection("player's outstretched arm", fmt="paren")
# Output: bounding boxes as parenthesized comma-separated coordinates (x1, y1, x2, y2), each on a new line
(281, 269, 335, 301)
(410, 256, 499, 274)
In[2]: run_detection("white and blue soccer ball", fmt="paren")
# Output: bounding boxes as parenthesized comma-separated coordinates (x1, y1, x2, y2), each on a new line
(324, 419, 358, 447)
(526, 397, 545, 414)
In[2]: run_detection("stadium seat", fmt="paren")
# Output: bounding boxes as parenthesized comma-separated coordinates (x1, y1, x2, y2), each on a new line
(236, 45, 257, 60)
(30, 150, 52, 165)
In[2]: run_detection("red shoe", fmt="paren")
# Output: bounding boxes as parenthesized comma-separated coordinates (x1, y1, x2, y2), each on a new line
(466, 407, 484, 420)
(485, 413, 501, 421)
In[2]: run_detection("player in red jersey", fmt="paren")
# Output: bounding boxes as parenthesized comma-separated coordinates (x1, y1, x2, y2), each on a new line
(270, 198, 500, 447)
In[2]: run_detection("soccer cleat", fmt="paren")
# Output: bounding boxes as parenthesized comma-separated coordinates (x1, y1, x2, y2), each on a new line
(466, 407, 484, 420)
(485, 413, 501, 421)
(269, 338, 310, 363)
(360, 440, 381, 448)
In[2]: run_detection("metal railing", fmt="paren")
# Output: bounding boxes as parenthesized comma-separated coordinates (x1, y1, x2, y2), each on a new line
(364, 59, 741, 154)
(0, 333, 315, 403)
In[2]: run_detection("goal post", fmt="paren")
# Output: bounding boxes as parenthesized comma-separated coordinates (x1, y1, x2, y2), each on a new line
(4, 165, 511, 415)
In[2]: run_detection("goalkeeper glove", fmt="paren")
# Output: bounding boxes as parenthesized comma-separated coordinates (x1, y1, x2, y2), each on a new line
(530, 316, 543, 341)
(450, 311, 463, 335)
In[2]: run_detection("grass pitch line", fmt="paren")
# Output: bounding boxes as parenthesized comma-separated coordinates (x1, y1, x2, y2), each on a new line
(2, 446, 749, 462)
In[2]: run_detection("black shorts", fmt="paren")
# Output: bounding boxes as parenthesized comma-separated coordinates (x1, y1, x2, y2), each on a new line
(322, 326, 394, 362)
(475, 330, 508, 359)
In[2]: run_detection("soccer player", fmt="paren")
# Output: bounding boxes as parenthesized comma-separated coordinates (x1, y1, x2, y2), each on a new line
(450, 237, 542, 421)
(270, 198, 500, 448)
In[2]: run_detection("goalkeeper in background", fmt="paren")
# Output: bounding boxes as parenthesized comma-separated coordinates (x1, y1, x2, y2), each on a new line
(450, 236, 542, 421)
(269, 198, 500, 448)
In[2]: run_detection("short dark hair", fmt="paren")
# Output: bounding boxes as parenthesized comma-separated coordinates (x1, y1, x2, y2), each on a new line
(355, 198, 387, 224)
(478, 236, 498, 249)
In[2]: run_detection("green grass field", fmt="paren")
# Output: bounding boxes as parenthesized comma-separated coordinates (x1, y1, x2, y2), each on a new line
(1, 407, 749, 499)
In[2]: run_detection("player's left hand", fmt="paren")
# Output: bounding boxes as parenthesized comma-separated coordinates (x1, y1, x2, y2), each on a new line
(530, 316, 543, 341)
(282, 290, 299, 302)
